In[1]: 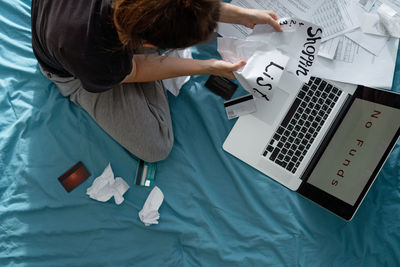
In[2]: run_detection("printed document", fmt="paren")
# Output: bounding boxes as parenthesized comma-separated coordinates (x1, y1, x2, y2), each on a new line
(318, 38, 340, 59)
(346, 28, 389, 55)
(311, 0, 361, 41)
(312, 36, 399, 89)
(346, 1, 391, 55)
(378, 0, 400, 14)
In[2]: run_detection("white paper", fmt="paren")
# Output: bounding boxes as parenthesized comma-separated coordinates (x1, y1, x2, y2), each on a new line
(138, 186, 164, 226)
(248, 18, 323, 82)
(340, 1, 389, 55)
(379, 2, 398, 16)
(346, 28, 389, 55)
(86, 163, 130, 205)
(312, 35, 399, 89)
(219, 18, 323, 99)
(311, 0, 361, 41)
(357, 0, 376, 11)
(162, 48, 192, 96)
(217, 0, 324, 39)
(380, 0, 400, 14)
(355, 0, 400, 13)
(360, 1, 400, 37)
(318, 38, 340, 59)
(217, 37, 271, 64)
(235, 50, 289, 100)
(361, 13, 390, 36)
(218, 22, 252, 39)
(361, 4, 400, 39)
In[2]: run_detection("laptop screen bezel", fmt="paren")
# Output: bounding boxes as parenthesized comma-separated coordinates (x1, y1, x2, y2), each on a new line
(296, 85, 400, 221)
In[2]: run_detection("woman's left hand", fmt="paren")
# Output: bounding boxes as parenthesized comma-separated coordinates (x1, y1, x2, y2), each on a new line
(239, 9, 282, 32)
(219, 3, 283, 32)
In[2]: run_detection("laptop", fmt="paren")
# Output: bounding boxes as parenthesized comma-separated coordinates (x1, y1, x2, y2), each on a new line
(223, 73, 400, 221)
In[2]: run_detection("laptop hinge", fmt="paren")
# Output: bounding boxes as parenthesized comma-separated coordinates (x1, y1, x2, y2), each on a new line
(300, 93, 355, 181)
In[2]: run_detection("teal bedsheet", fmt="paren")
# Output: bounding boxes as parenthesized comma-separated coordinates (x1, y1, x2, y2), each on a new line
(1, 1, 399, 266)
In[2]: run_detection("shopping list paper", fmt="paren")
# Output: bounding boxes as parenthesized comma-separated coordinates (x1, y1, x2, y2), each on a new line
(235, 50, 289, 101)
(247, 18, 323, 82)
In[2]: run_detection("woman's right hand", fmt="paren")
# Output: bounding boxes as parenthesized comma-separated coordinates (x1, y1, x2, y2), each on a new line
(206, 59, 247, 79)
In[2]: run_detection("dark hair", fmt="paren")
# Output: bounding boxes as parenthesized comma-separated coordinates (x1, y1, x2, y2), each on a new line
(113, 0, 221, 50)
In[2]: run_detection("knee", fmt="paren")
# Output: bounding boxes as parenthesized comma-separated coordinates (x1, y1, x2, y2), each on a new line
(144, 140, 173, 162)
(134, 134, 174, 163)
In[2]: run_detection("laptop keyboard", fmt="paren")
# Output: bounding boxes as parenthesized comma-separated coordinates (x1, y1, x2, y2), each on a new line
(262, 77, 342, 174)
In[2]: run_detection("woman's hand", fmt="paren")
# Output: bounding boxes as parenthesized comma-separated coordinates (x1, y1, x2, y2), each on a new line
(239, 9, 282, 32)
(206, 59, 246, 80)
(219, 3, 282, 32)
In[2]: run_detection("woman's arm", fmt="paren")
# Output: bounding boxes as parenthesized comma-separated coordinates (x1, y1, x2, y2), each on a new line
(219, 2, 282, 32)
(122, 54, 246, 83)
(122, 3, 283, 84)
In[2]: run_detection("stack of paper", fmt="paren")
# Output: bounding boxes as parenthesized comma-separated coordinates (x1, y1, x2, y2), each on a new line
(312, 0, 399, 89)
(217, 0, 400, 89)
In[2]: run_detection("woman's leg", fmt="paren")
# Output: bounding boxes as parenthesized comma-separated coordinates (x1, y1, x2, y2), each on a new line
(42, 66, 174, 162)
(70, 81, 174, 162)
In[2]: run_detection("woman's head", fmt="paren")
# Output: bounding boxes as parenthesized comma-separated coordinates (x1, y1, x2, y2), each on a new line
(113, 0, 221, 50)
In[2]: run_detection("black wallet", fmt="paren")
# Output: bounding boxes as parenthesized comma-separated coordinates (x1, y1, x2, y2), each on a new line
(204, 75, 238, 100)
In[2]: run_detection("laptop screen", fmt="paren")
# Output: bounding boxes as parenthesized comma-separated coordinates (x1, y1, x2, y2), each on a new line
(306, 98, 400, 205)
(297, 86, 400, 220)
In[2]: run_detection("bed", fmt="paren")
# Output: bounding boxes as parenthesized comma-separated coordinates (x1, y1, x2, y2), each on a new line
(1, 0, 399, 266)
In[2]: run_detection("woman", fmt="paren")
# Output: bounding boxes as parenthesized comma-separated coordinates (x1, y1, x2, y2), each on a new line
(31, 0, 281, 162)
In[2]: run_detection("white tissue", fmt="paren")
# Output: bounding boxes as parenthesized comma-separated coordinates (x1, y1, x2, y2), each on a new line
(361, 4, 400, 38)
(377, 4, 400, 38)
(138, 186, 164, 226)
(86, 163, 130, 205)
(162, 48, 192, 96)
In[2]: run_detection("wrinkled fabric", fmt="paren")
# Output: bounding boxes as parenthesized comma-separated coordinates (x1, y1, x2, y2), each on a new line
(0, 1, 399, 266)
